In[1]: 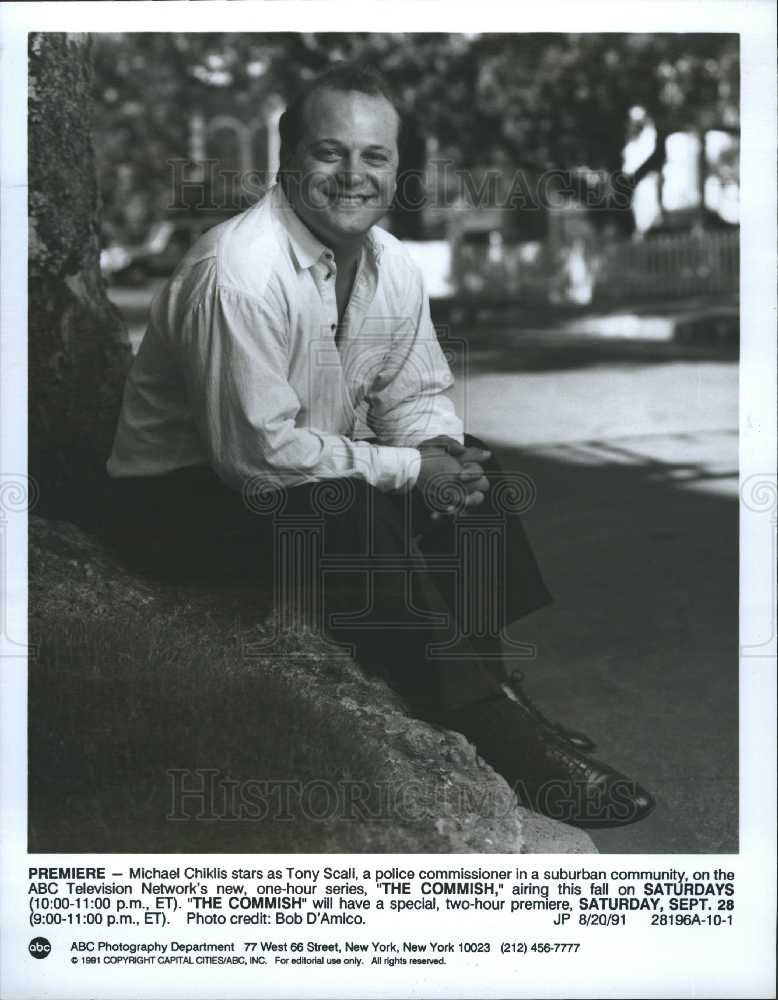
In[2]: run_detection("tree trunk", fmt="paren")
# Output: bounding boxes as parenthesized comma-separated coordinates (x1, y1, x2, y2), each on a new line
(28, 32, 131, 526)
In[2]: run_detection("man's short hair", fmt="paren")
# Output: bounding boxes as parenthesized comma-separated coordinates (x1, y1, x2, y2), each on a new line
(278, 62, 404, 162)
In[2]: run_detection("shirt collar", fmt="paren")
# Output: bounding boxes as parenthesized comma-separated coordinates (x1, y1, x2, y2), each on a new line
(270, 183, 383, 271)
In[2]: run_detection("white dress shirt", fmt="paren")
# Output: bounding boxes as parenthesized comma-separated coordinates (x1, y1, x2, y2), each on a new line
(107, 184, 463, 493)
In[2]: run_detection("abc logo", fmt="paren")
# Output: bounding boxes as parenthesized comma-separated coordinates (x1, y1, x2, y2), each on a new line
(28, 937, 51, 959)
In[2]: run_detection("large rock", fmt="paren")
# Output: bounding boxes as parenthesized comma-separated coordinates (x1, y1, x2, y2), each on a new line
(28, 515, 595, 854)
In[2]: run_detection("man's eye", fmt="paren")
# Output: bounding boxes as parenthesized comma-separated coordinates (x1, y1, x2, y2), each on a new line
(316, 149, 341, 162)
(364, 153, 389, 165)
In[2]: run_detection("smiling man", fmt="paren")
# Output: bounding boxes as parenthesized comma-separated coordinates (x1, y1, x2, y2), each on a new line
(104, 63, 654, 830)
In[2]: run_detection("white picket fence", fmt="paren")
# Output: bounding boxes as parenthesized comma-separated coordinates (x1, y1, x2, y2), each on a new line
(406, 228, 739, 308)
(599, 230, 739, 299)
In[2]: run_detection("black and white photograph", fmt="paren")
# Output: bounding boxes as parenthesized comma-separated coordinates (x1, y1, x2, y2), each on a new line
(25, 27, 743, 856)
(1, 2, 775, 997)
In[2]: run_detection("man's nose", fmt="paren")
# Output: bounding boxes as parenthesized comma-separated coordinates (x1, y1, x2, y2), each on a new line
(337, 151, 366, 187)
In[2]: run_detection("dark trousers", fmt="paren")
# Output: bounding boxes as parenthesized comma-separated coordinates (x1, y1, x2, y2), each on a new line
(101, 436, 552, 714)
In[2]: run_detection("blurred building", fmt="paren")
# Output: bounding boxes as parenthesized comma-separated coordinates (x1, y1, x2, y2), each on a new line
(177, 95, 285, 212)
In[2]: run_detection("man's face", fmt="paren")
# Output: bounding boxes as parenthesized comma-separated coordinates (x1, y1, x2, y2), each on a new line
(282, 88, 400, 250)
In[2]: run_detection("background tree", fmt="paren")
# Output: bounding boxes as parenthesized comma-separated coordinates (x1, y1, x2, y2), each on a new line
(91, 32, 739, 241)
(472, 33, 739, 233)
(29, 32, 131, 524)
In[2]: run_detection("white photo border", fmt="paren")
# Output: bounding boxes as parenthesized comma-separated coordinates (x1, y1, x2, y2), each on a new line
(1, 3, 775, 998)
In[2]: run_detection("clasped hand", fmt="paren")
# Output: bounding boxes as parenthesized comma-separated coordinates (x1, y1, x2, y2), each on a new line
(415, 436, 491, 520)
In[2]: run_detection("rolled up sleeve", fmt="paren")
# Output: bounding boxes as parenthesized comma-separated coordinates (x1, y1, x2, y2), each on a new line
(179, 283, 420, 492)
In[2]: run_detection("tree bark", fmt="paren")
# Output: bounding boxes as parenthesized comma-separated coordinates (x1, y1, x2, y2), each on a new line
(28, 32, 131, 525)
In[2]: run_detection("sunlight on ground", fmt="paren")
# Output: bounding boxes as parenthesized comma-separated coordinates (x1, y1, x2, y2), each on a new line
(526, 431, 738, 499)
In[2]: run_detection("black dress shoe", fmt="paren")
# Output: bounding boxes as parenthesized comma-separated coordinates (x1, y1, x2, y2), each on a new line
(442, 695, 655, 829)
(501, 669, 597, 752)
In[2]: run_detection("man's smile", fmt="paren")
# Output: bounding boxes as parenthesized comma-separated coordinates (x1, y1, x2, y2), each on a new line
(329, 193, 375, 206)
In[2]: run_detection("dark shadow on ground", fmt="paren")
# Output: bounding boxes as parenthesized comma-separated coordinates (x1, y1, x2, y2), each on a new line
(487, 436, 738, 853)
(436, 324, 738, 375)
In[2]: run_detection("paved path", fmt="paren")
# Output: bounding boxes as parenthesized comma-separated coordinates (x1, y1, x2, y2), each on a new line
(458, 359, 737, 470)
(461, 347, 738, 853)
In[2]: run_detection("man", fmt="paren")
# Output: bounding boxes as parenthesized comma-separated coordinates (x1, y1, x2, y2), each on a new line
(104, 63, 654, 829)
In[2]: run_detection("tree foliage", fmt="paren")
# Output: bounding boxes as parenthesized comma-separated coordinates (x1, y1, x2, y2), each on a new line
(92, 32, 739, 238)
